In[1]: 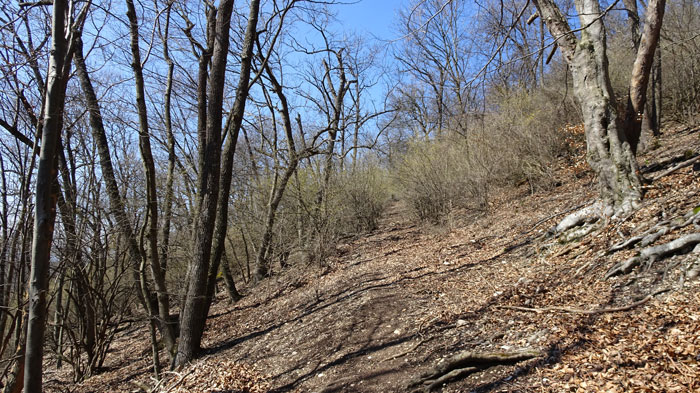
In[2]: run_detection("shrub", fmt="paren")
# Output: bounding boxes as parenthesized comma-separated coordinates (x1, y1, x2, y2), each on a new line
(394, 87, 574, 223)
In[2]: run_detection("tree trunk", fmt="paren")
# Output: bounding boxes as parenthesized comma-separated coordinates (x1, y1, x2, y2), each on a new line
(159, 4, 176, 275)
(253, 58, 300, 281)
(125, 0, 177, 360)
(220, 249, 242, 303)
(175, 0, 237, 367)
(533, 0, 642, 216)
(623, 0, 666, 154)
(202, 0, 262, 317)
(24, 1, 71, 390)
(646, 47, 662, 136)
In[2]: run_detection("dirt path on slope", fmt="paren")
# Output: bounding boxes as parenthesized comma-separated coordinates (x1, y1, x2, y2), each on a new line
(203, 202, 447, 392)
(197, 180, 601, 392)
(45, 124, 700, 393)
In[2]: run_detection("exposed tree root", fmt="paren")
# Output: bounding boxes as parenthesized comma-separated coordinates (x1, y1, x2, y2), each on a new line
(548, 202, 602, 236)
(608, 209, 699, 254)
(407, 349, 542, 392)
(651, 154, 700, 181)
(496, 287, 670, 314)
(686, 244, 700, 279)
(606, 233, 700, 278)
(608, 220, 670, 254)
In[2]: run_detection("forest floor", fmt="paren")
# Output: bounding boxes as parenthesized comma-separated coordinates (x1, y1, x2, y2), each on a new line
(46, 124, 700, 393)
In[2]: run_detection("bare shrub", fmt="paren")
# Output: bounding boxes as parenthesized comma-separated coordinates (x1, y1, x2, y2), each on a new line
(661, 0, 700, 124)
(395, 137, 489, 223)
(395, 87, 575, 223)
(338, 162, 390, 233)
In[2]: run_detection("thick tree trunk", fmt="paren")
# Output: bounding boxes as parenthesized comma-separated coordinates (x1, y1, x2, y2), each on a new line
(203, 0, 261, 312)
(534, 0, 642, 216)
(24, 1, 71, 391)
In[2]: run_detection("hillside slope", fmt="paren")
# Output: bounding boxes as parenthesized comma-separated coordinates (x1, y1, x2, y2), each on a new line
(47, 125, 700, 392)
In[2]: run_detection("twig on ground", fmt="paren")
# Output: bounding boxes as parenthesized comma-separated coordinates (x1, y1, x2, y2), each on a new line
(496, 287, 670, 315)
(162, 369, 195, 393)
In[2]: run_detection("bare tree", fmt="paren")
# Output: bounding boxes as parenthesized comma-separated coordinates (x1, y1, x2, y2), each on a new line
(175, 0, 261, 367)
(532, 0, 665, 216)
(24, 1, 88, 391)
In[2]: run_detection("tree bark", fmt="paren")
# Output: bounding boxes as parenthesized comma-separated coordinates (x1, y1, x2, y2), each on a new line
(175, 0, 237, 367)
(623, 0, 666, 154)
(645, 47, 662, 137)
(125, 0, 177, 360)
(203, 0, 262, 314)
(533, 0, 642, 216)
(24, 1, 71, 391)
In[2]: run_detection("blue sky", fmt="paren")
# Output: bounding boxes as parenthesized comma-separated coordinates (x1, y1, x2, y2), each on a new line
(335, 0, 408, 41)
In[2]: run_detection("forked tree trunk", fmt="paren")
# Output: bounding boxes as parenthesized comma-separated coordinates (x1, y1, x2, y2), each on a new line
(533, 0, 643, 216)
(175, 0, 236, 367)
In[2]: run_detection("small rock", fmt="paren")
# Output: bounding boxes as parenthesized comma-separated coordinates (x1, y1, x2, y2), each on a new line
(456, 319, 467, 326)
(393, 329, 401, 335)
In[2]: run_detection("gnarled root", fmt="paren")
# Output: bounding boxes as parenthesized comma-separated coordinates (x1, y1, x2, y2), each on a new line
(687, 244, 700, 279)
(608, 209, 700, 254)
(407, 349, 542, 392)
(548, 202, 602, 236)
(606, 233, 700, 278)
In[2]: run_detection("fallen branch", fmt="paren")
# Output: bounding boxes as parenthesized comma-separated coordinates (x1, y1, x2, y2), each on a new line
(496, 287, 670, 315)
(606, 233, 700, 278)
(407, 349, 542, 392)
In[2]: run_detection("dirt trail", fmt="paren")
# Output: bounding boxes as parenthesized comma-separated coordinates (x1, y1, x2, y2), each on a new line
(47, 125, 700, 392)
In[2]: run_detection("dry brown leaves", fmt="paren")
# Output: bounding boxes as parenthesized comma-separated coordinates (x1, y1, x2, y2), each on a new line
(162, 359, 271, 393)
(48, 124, 700, 393)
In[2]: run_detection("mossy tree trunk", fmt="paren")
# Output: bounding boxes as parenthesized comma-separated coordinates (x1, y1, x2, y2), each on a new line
(533, 0, 659, 216)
